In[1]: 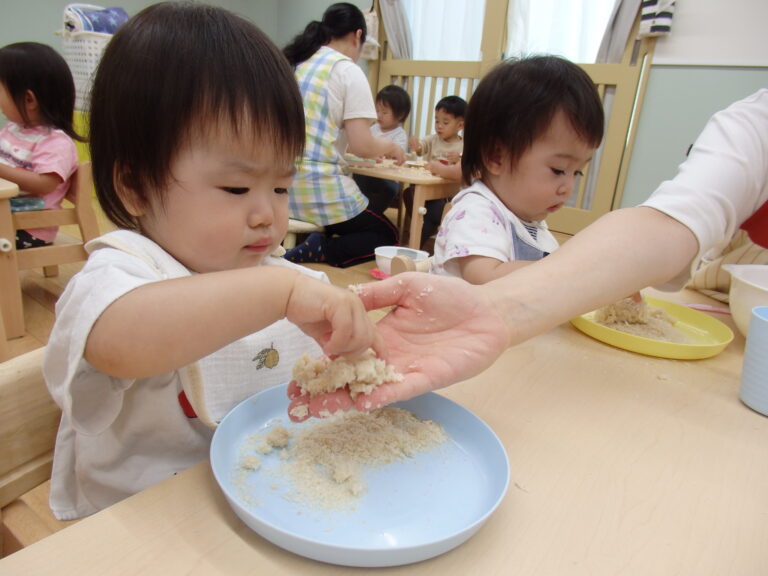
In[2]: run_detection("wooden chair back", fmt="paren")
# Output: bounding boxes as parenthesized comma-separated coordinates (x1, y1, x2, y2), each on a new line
(0, 347, 59, 510)
(373, 10, 655, 237)
(0, 347, 68, 556)
(0, 162, 99, 339)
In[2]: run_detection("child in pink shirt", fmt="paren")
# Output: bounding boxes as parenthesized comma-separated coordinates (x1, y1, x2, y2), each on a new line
(0, 42, 82, 248)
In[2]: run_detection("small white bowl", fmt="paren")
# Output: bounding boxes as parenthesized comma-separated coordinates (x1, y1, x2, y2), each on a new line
(375, 246, 429, 275)
(724, 264, 768, 338)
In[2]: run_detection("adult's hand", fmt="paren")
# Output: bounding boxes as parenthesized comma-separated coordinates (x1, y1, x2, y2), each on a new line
(288, 273, 511, 421)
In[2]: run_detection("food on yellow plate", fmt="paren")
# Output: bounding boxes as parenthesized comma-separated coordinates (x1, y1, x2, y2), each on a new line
(292, 349, 403, 400)
(594, 297, 689, 343)
(237, 408, 447, 509)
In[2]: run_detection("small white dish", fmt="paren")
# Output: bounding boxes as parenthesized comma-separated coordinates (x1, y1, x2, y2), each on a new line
(375, 246, 429, 275)
(724, 264, 768, 338)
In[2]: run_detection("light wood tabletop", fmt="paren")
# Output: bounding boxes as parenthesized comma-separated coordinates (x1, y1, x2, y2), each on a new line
(349, 163, 460, 249)
(2, 287, 767, 575)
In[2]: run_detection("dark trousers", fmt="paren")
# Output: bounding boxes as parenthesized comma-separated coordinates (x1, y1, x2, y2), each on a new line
(353, 174, 400, 214)
(323, 208, 399, 268)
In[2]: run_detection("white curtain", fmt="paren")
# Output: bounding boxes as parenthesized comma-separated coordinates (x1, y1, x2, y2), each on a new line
(400, 0, 485, 61)
(379, 0, 413, 59)
(506, 0, 615, 62)
(596, 0, 642, 63)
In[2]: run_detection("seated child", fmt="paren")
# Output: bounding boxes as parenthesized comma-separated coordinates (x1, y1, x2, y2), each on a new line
(353, 84, 411, 214)
(431, 55, 604, 284)
(0, 42, 83, 249)
(407, 95, 466, 248)
(42, 3, 379, 521)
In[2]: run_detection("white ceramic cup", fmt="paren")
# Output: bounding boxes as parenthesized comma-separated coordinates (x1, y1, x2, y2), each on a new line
(739, 306, 768, 417)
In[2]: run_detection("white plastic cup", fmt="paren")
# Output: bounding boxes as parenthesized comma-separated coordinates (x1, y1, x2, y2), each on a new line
(739, 306, 768, 416)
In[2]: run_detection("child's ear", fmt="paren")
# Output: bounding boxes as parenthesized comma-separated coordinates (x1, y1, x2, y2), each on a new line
(24, 90, 39, 113)
(484, 145, 505, 176)
(113, 165, 146, 217)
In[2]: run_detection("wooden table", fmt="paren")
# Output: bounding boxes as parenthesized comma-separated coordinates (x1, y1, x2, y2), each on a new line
(3, 288, 767, 575)
(349, 163, 460, 249)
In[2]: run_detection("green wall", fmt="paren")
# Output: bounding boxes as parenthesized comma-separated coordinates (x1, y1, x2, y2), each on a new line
(621, 65, 768, 208)
(0, 1, 369, 52)
(0, 1, 278, 50)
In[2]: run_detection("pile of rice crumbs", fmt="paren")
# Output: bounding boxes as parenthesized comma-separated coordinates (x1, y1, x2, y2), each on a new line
(235, 407, 448, 510)
(594, 297, 689, 343)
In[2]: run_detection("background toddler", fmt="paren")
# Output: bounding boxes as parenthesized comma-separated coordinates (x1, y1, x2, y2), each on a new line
(0, 42, 82, 248)
(431, 55, 604, 283)
(353, 84, 411, 213)
(406, 95, 466, 248)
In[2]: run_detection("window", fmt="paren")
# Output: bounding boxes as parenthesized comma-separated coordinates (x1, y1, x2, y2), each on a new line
(401, 0, 486, 61)
(506, 0, 615, 63)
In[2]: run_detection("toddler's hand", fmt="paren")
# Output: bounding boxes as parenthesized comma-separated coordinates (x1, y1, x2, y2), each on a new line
(387, 143, 406, 166)
(285, 275, 383, 359)
(445, 151, 461, 164)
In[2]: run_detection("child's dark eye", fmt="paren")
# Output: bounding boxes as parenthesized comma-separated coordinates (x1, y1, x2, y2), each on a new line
(222, 187, 249, 195)
(575, 170, 584, 177)
(551, 168, 565, 176)
(274, 187, 289, 195)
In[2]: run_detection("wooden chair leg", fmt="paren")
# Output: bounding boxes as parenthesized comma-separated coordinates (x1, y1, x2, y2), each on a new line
(0, 307, 9, 362)
(0, 197, 25, 339)
(42, 265, 59, 278)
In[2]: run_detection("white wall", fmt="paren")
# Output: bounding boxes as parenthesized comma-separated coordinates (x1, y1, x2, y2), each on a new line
(620, 0, 768, 208)
(652, 0, 768, 66)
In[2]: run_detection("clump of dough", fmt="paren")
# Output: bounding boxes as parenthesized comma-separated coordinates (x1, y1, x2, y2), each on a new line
(292, 349, 403, 399)
(594, 297, 689, 343)
(594, 297, 650, 324)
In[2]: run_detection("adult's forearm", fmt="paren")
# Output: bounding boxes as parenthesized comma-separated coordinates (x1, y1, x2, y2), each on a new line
(483, 206, 699, 346)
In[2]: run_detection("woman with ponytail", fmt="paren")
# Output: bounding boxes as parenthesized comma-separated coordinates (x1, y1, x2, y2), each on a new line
(283, 3, 405, 268)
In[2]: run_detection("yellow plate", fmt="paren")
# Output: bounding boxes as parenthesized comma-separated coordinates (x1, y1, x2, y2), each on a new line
(570, 297, 734, 359)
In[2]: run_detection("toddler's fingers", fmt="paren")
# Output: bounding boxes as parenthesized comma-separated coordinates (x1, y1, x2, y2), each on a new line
(324, 302, 376, 358)
(368, 330, 388, 363)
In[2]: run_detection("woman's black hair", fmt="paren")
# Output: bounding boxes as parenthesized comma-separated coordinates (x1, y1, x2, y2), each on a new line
(0, 42, 83, 141)
(283, 2, 366, 67)
(462, 55, 604, 186)
(88, 2, 306, 231)
(376, 84, 411, 122)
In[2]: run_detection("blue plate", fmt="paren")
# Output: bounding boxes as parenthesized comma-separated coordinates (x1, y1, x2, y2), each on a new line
(210, 384, 509, 567)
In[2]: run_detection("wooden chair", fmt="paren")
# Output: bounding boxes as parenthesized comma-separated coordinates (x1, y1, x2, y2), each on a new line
(0, 347, 75, 557)
(0, 307, 9, 363)
(0, 162, 99, 340)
